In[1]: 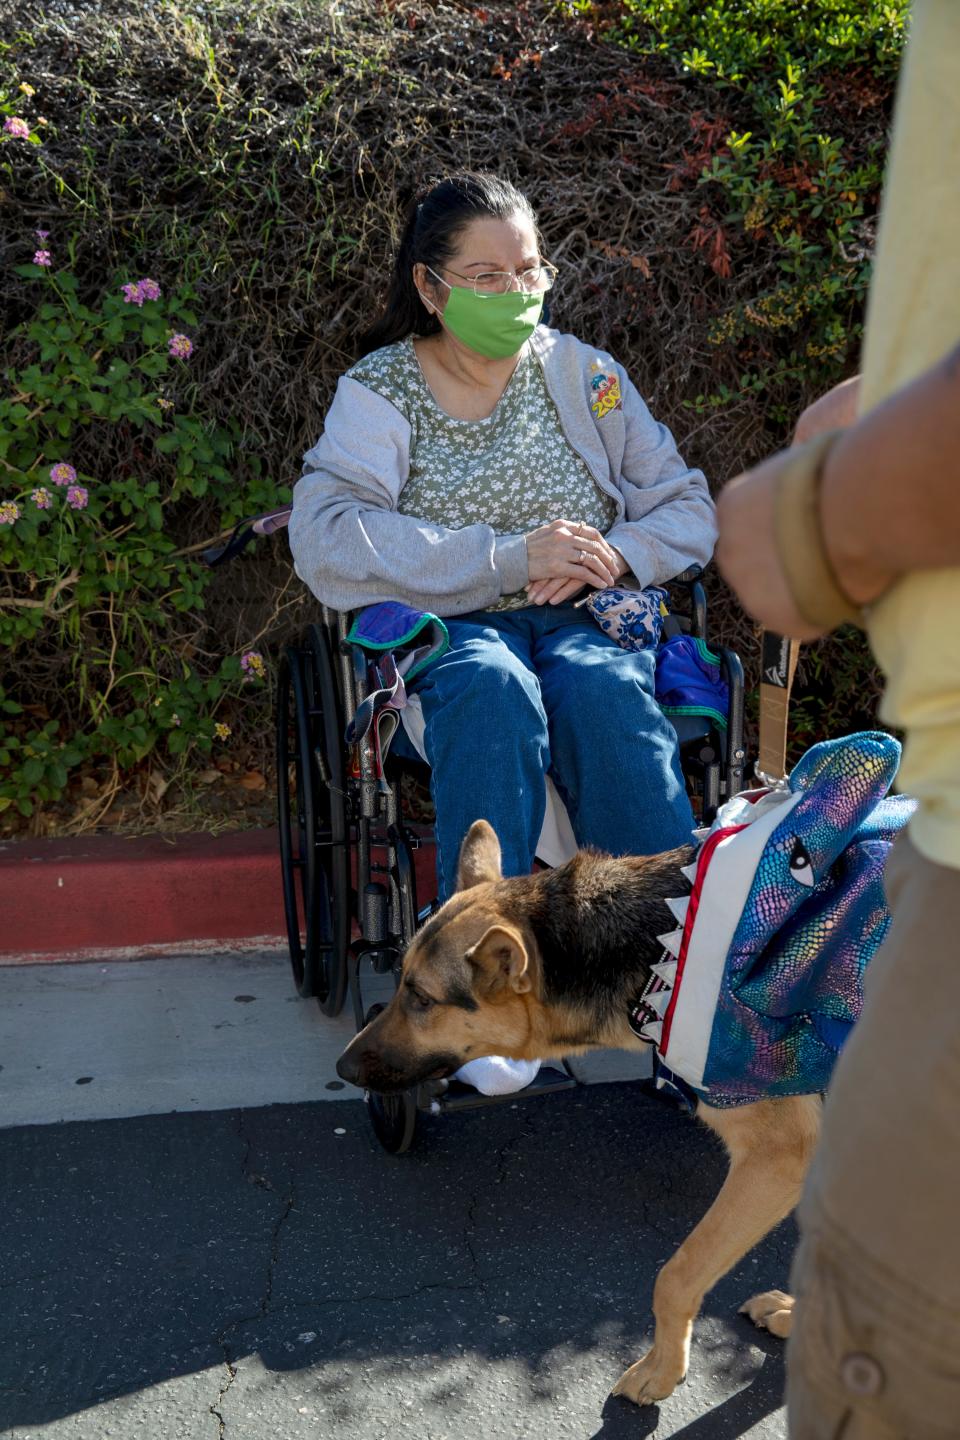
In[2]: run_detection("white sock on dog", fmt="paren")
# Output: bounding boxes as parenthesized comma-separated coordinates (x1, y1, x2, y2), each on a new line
(452, 1056, 541, 1096)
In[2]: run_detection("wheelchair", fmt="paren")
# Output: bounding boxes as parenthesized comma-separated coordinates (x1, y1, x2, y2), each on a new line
(273, 565, 746, 1154)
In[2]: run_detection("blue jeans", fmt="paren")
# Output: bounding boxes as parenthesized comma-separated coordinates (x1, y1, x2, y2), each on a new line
(407, 603, 695, 901)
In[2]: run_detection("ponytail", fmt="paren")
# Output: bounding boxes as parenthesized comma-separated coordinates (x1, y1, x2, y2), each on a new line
(356, 172, 539, 359)
(356, 197, 438, 358)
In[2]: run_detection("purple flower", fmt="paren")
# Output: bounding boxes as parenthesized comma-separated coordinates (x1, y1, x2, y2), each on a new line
(31, 487, 52, 510)
(0, 500, 21, 525)
(167, 333, 194, 360)
(35, 229, 50, 240)
(3, 117, 30, 140)
(50, 461, 76, 487)
(33, 249, 52, 267)
(240, 650, 266, 681)
(66, 485, 88, 510)
(121, 277, 162, 306)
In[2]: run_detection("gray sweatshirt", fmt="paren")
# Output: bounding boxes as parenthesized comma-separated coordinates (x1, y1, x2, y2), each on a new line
(289, 325, 716, 616)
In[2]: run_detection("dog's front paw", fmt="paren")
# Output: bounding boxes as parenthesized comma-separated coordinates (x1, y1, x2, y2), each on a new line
(611, 1350, 685, 1406)
(739, 1289, 794, 1339)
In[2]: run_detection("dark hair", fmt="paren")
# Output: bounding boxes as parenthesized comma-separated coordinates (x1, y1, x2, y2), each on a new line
(356, 171, 539, 358)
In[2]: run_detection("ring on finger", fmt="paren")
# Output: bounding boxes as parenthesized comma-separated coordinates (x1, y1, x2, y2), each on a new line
(577, 549, 587, 563)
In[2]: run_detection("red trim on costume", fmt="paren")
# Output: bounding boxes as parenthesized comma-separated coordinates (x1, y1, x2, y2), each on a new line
(660, 823, 749, 1053)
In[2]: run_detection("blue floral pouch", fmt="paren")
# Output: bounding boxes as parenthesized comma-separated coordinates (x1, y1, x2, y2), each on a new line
(585, 585, 669, 652)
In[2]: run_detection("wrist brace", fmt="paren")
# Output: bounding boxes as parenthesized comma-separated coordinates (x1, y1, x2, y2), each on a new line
(773, 429, 865, 632)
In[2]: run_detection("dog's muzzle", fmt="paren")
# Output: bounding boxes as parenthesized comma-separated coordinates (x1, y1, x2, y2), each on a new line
(335, 1034, 461, 1094)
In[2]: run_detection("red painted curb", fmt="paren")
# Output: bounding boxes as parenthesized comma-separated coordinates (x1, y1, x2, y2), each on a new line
(0, 827, 439, 964)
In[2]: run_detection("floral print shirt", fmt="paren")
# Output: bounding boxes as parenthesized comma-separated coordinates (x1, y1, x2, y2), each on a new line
(346, 337, 617, 609)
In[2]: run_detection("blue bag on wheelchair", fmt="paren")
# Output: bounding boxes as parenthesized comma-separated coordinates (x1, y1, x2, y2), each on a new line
(344, 602, 449, 749)
(655, 634, 729, 732)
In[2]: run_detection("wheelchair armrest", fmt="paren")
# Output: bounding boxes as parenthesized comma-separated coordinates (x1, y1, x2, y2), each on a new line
(668, 563, 704, 587)
(201, 503, 293, 568)
(665, 564, 708, 641)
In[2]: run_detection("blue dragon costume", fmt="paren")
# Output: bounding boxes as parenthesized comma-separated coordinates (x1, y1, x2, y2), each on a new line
(629, 732, 915, 1107)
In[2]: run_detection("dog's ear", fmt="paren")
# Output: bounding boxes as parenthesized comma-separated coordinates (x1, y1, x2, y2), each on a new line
(456, 819, 503, 891)
(465, 924, 531, 995)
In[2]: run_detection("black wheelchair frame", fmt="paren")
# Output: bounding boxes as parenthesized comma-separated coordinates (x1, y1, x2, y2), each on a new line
(275, 569, 746, 1153)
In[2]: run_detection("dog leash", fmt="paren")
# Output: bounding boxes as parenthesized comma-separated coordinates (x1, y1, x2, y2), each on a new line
(755, 631, 799, 786)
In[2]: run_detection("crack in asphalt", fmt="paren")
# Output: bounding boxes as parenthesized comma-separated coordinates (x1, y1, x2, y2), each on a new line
(461, 1108, 538, 1286)
(233, 1108, 298, 1319)
(209, 1350, 238, 1439)
(262, 1187, 296, 1316)
(236, 1109, 253, 1183)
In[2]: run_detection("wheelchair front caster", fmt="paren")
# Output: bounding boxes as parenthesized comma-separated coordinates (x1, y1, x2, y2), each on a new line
(363, 1004, 418, 1154)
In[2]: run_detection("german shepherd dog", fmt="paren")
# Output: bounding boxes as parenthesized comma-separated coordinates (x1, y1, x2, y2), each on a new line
(336, 820, 821, 1406)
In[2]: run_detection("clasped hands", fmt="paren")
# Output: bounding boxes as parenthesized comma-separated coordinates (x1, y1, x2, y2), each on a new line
(525, 518, 627, 606)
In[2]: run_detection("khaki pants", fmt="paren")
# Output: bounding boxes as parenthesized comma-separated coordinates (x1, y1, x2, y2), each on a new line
(788, 834, 960, 1438)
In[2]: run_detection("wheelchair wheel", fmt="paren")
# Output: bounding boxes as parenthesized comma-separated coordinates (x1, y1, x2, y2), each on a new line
(276, 626, 349, 1015)
(363, 1004, 418, 1154)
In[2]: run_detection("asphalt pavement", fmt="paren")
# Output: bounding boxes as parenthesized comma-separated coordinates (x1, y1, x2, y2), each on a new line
(0, 955, 793, 1438)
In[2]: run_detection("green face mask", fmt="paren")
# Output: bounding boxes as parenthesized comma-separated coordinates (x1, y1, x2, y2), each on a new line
(427, 273, 544, 359)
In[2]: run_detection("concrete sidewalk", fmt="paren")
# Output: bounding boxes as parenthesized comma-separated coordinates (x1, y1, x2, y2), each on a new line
(0, 951, 653, 1129)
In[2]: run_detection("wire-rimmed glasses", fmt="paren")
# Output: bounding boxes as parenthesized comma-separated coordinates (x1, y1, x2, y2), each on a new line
(428, 261, 558, 297)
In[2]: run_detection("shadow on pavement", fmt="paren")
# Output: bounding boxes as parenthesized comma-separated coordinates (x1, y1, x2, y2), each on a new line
(0, 1082, 793, 1437)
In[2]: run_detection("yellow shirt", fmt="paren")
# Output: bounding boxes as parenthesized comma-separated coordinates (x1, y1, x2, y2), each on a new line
(859, 1, 960, 869)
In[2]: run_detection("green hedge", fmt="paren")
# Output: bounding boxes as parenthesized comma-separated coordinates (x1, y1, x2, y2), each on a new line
(0, 0, 907, 831)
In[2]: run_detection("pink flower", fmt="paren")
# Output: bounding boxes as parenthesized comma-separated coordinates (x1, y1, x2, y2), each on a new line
(3, 117, 30, 140)
(50, 461, 76, 487)
(121, 277, 162, 305)
(240, 650, 266, 681)
(0, 500, 21, 525)
(31, 487, 52, 509)
(167, 333, 193, 360)
(33, 249, 51, 267)
(66, 485, 88, 510)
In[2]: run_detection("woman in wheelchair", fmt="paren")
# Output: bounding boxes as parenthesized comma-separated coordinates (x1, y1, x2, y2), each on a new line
(289, 172, 715, 1085)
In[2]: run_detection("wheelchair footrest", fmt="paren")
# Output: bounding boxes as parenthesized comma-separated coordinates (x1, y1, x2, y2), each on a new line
(432, 1065, 576, 1112)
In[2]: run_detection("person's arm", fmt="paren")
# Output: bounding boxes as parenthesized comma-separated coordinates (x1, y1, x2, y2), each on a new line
(821, 342, 960, 597)
(715, 342, 960, 637)
(605, 370, 717, 586)
(792, 374, 860, 446)
(288, 376, 528, 615)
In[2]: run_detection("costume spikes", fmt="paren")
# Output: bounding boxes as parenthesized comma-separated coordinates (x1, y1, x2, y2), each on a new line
(656, 928, 684, 959)
(666, 895, 690, 926)
(680, 862, 698, 885)
(648, 987, 673, 1018)
(651, 957, 678, 984)
(640, 1018, 663, 1045)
